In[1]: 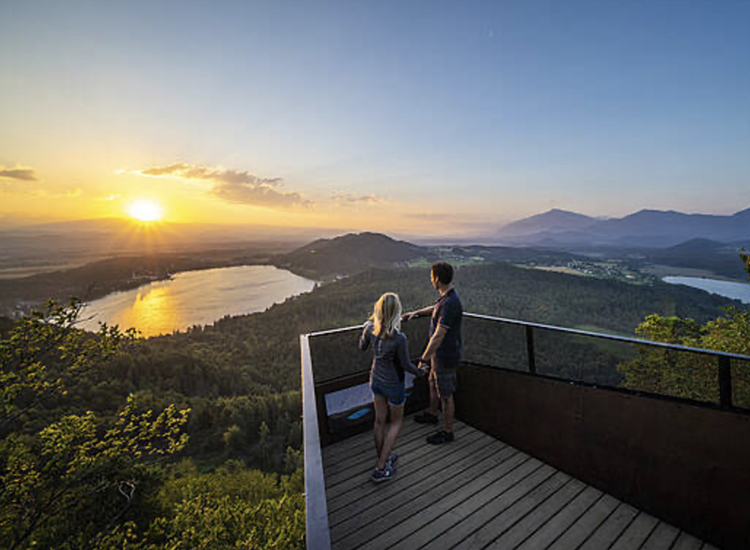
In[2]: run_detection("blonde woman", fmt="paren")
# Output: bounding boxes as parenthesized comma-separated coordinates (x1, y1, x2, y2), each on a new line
(360, 293, 426, 482)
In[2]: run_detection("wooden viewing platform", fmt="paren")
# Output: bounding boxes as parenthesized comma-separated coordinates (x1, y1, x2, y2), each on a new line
(322, 414, 714, 550)
(302, 314, 750, 550)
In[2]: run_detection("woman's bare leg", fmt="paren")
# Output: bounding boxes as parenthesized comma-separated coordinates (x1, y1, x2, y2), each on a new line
(377, 403, 404, 469)
(373, 395, 388, 464)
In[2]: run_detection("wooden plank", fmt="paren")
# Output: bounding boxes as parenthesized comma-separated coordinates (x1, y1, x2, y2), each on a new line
(326, 427, 489, 513)
(446, 470, 570, 550)
(325, 427, 487, 502)
(423, 464, 557, 550)
(324, 422, 466, 482)
(322, 416, 421, 462)
(515, 486, 604, 550)
(609, 512, 659, 550)
(547, 494, 620, 550)
(483, 479, 587, 550)
(323, 417, 454, 466)
(671, 532, 704, 550)
(641, 522, 680, 550)
(331, 438, 518, 547)
(576, 503, 638, 550)
(329, 435, 511, 529)
(324, 422, 466, 487)
(323, 419, 430, 466)
(361, 452, 537, 550)
(323, 420, 436, 474)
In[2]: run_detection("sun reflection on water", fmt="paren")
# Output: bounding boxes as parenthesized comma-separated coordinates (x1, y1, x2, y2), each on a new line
(127, 286, 178, 337)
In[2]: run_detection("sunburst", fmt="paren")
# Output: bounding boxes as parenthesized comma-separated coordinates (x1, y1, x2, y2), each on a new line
(128, 199, 163, 222)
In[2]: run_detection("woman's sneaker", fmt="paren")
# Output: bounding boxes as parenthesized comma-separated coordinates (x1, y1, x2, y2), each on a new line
(414, 412, 438, 424)
(387, 453, 398, 467)
(371, 463, 396, 483)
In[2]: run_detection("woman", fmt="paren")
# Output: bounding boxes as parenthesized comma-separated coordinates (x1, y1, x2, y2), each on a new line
(360, 292, 425, 482)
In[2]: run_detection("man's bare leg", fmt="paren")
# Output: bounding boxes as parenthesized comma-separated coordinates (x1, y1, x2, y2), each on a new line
(442, 395, 454, 433)
(428, 373, 440, 416)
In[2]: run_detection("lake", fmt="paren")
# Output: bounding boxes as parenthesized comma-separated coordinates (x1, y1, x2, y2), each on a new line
(663, 276, 750, 304)
(79, 265, 316, 337)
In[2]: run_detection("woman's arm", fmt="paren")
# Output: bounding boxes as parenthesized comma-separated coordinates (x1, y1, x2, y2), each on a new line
(396, 335, 423, 376)
(359, 321, 373, 351)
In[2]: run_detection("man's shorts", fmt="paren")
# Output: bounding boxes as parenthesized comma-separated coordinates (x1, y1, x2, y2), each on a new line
(429, 367, 457, 399)
(371, 382, 406, 407)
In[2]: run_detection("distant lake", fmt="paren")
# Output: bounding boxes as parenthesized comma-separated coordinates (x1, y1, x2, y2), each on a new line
(80, 265, 316, 337)
(663, 276, 750, 304)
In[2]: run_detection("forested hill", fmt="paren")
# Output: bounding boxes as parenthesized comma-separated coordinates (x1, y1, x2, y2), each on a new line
(272, 232, 426, 277)
(640, 238, 748, 279)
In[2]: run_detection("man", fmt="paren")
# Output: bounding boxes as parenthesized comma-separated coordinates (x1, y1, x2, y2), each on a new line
(404, 261, 463, 444)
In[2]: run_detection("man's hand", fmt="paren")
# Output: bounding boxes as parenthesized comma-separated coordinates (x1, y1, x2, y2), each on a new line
(402, 305, 434, 322)
(402, 311, 419, 322)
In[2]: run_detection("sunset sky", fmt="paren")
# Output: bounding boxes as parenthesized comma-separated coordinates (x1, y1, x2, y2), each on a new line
(1, 0, 749, 235)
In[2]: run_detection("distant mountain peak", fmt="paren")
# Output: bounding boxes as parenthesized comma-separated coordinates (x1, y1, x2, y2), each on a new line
(499, 209, 597, 237)
(277, 231, 424, 277)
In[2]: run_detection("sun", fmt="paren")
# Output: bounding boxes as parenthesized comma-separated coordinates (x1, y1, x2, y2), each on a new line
(128, 199, 164, 222)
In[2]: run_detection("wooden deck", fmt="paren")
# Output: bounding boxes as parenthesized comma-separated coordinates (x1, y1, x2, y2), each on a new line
(322, 414, 715, 550)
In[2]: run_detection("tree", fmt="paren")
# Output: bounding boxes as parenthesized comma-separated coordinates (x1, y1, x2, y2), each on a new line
(618, 250, 750, 408)
(0, 300, 190, 549)
(90, 461, 305, 550)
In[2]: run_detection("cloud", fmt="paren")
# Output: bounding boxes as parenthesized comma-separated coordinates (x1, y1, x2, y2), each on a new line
(405, 212, 449, 220)
(139, 162, 308, 208)
(332, 192, 385, 205)
(0, 166, 37, 181)
(97, 193, 122, 201)
(32, 188, 83, 198)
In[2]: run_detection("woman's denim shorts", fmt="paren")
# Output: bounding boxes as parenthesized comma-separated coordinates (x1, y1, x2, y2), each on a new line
(371, 382, 406, 407)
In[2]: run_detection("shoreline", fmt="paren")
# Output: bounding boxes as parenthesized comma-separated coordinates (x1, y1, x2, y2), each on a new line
(0, 254, 278, 317)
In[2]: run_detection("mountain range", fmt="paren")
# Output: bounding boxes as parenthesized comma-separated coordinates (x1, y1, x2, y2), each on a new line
(499, 207, 750, 248)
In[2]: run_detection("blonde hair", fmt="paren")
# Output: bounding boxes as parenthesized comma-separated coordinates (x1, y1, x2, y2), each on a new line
(371, 293, 402, 339)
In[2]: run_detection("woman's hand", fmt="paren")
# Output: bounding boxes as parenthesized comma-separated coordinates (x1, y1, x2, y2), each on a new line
(417, 357, 431, 376)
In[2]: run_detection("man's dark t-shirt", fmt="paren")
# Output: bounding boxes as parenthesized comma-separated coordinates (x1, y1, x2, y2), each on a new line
(430, 288, 463, 370)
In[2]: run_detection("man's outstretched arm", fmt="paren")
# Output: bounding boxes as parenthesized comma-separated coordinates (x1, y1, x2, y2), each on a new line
(403, 305, 434, 322)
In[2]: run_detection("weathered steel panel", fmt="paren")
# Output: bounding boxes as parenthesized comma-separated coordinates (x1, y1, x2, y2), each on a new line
(455, 364, 750, 550)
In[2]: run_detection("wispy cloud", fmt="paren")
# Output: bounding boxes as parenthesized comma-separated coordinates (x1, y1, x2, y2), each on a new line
(405, 212, 449, 220)
(139, 162, 309, 208)
(32, 188, 83, 198)
(0, 166, 37, 181)
(332, 192, 385, 205)
(97, 193, 122, 201)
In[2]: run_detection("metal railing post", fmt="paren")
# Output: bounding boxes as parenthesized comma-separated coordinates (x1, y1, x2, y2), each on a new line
(718, 356, 732, 410)
(526, 325, 537, 374)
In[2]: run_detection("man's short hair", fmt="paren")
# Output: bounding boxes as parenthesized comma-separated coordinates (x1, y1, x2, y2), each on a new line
(431, 262, 454, 285)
